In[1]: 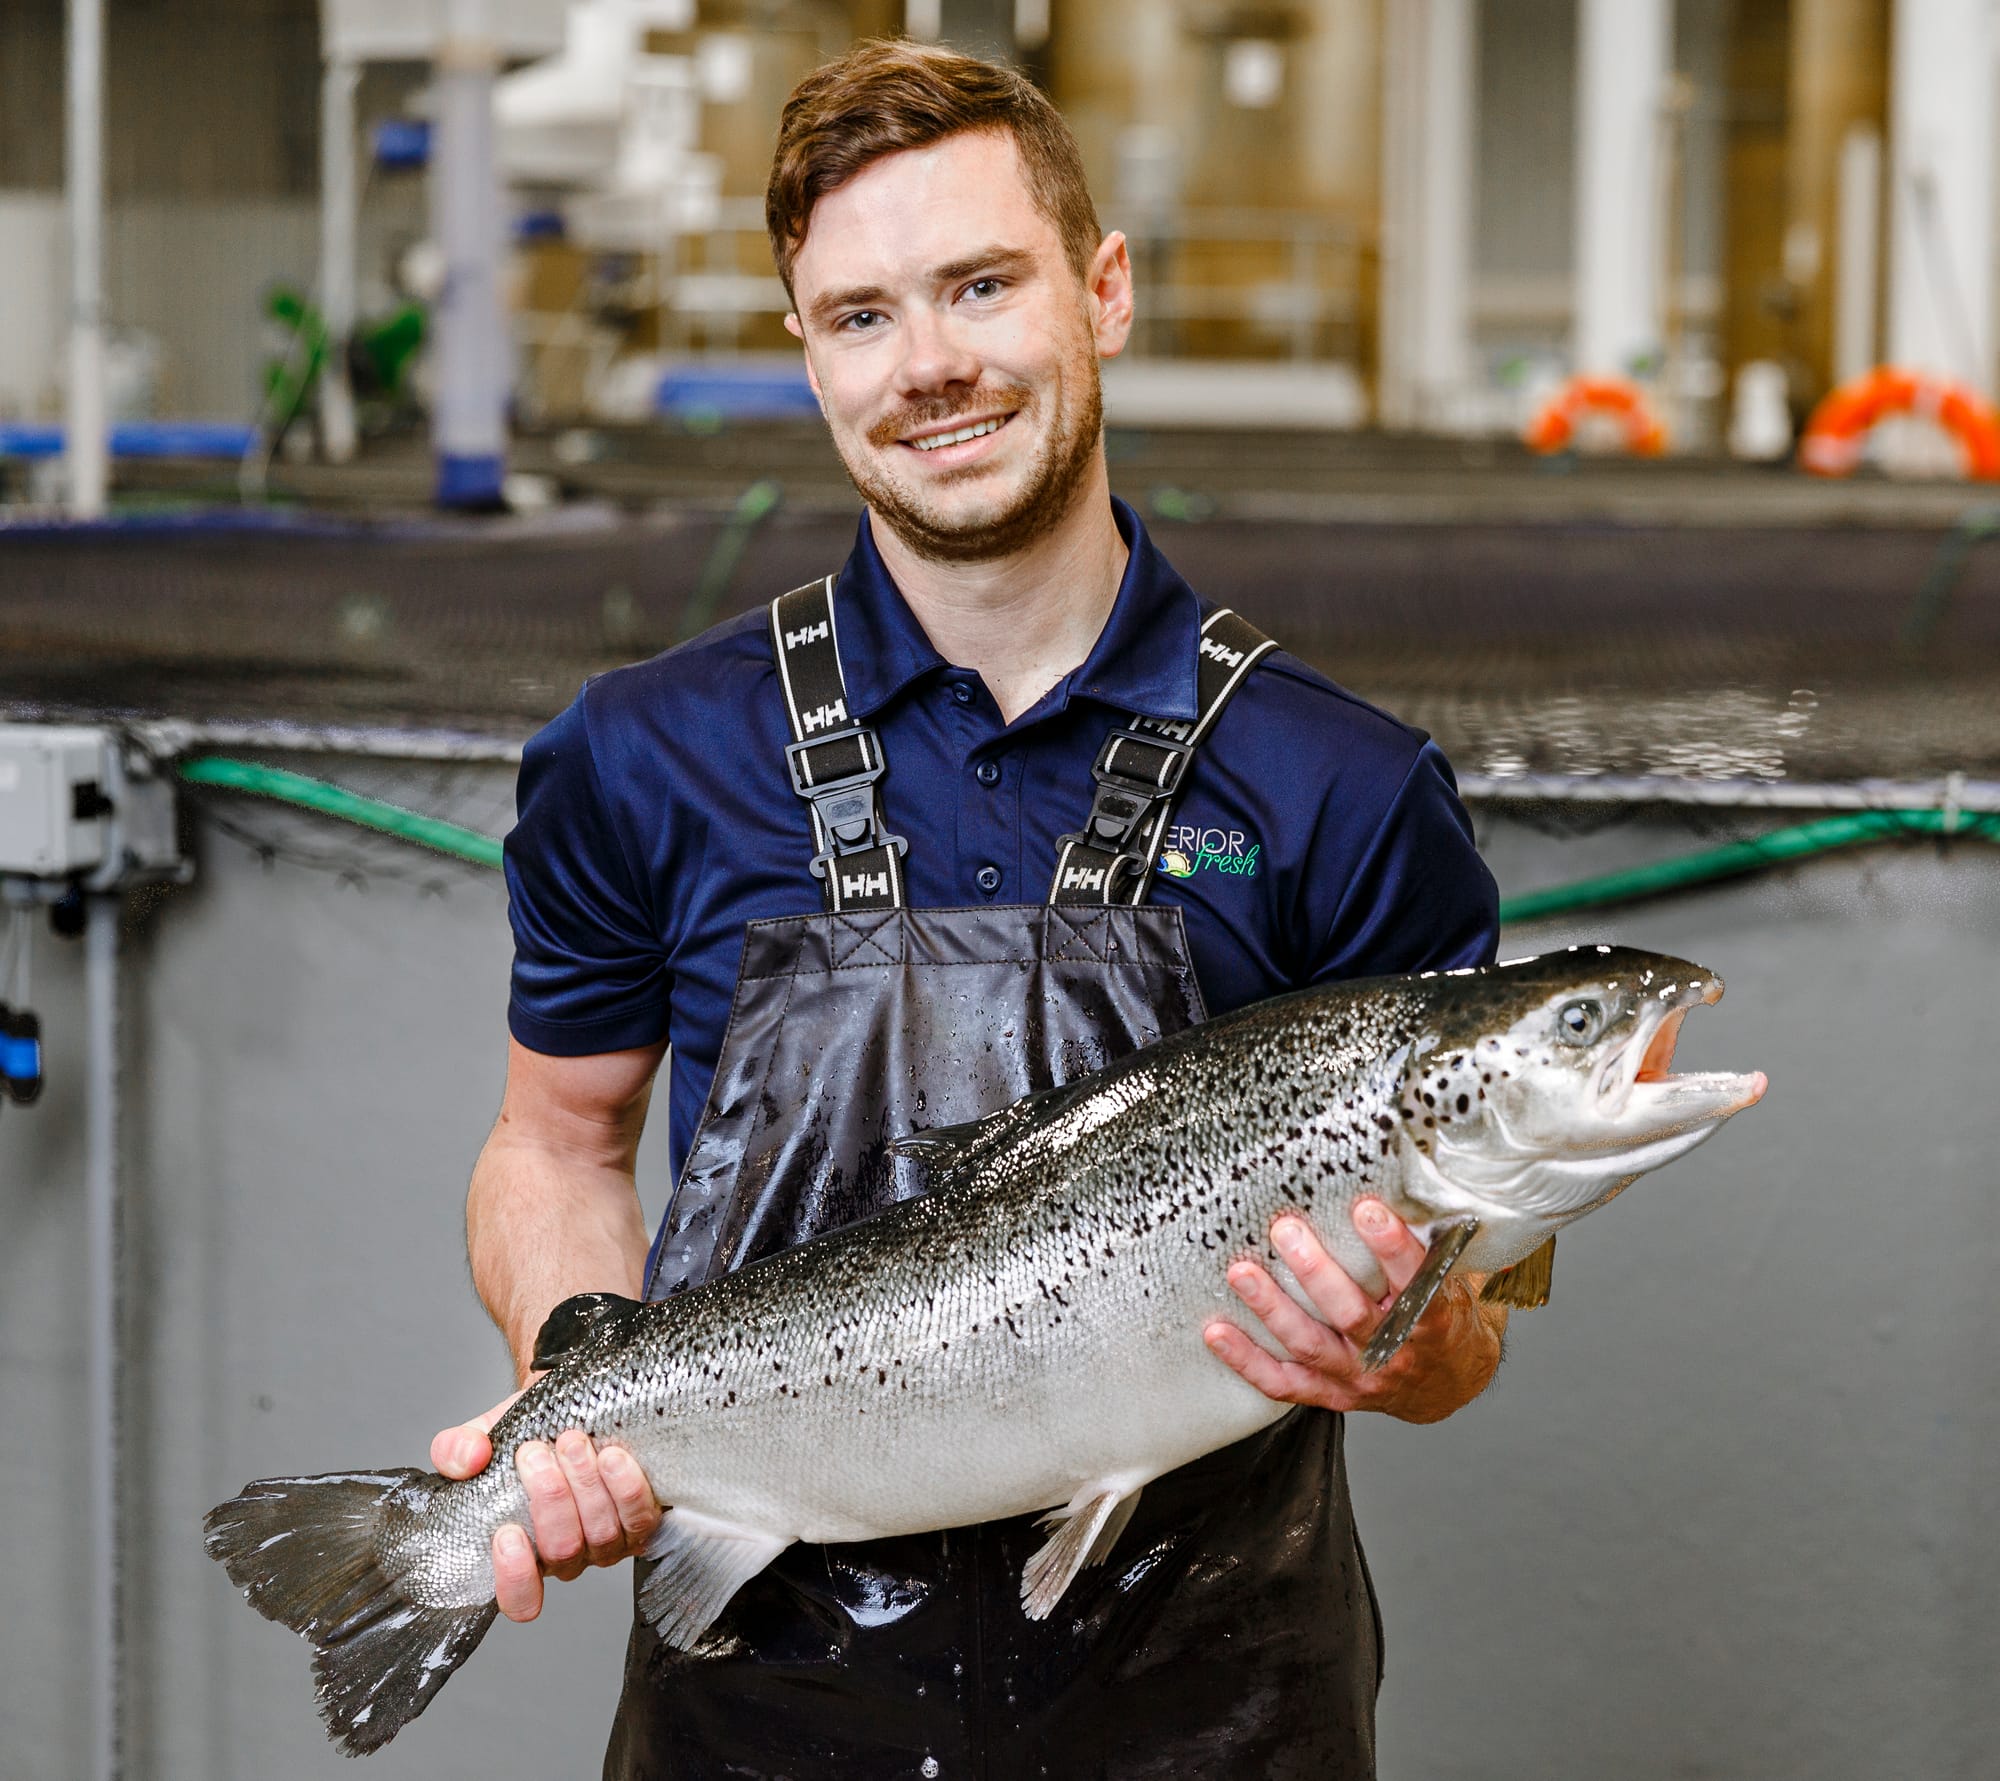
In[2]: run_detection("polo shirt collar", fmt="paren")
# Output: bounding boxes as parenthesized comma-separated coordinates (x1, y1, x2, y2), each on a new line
(830, 496, 1203, 724)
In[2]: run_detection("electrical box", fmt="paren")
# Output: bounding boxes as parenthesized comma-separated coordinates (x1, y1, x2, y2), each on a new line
(0, 724, 186, 888)
(0, 726, 114, 875)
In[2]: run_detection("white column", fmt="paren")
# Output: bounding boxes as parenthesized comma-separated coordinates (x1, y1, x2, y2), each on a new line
(65, 0, 108, 519)
(320, 55, 360, 465)
(1572, 0, 1672, 378)
(1377, 0, 1476, 430)
(432, 0, 509, 508)
(1834, 123, 1883, 384)
(1886, 0, 1999, 390)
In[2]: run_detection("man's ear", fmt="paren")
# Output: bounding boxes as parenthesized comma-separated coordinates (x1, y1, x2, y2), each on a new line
(784, 314, 825, 404)
(1087, 231, 1135, 361)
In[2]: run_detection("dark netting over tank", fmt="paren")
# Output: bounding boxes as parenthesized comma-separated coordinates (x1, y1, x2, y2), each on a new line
(5, 485, 2000, 784)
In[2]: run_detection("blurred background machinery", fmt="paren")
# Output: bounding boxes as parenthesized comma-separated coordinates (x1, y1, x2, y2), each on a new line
(5, 0, 1997, 497)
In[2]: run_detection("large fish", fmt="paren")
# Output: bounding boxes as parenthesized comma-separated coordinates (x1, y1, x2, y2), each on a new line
(205, 946, 1764, 1755)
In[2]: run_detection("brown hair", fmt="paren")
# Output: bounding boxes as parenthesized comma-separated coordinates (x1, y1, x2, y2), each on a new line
(766, 38, 1102, 297)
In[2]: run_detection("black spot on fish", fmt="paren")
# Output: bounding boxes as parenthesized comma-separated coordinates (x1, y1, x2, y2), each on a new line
(1457, 1093, 1470, 1113)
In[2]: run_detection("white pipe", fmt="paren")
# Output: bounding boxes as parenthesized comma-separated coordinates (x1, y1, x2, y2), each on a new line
(1834, 124, 1883, 385)
(65, 0, 108, 519)
(85, 893, 121, 1781)
(1458, 772, 2000, 812)
(1572, 0, 1672, 377)
(320, 56, 361, 466)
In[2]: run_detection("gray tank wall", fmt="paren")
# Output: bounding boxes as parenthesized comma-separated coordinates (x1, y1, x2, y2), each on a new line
(1, 775, 1993, 1779)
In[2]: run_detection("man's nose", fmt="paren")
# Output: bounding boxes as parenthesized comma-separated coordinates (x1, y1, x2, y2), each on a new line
(894, 305, 981, 397)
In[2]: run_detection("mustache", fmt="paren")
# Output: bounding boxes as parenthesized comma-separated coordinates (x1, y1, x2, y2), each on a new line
(866, 385, 1034, 449)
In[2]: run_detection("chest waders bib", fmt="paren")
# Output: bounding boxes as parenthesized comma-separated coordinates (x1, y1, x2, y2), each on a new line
(602, 580, 1384, 1781)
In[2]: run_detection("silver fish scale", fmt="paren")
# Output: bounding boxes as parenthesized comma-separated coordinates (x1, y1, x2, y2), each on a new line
(384, 981, 1440, 1607)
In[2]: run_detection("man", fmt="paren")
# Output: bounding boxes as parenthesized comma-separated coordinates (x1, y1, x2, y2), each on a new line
(436, 38, 1504, 1778)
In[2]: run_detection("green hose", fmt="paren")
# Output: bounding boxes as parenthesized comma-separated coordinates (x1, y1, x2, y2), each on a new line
(1499, 807, 2000, 924)
(176, 757, 506, 870)
(176, 757, 1999, 919)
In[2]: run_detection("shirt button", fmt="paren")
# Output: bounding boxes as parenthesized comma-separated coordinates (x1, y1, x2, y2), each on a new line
(975, 865, 1001, 894)
(975, 760, 1001, 787)
(950, 681, 975, 705)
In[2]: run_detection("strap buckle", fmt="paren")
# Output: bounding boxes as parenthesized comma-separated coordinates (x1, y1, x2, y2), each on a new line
(1067, 729, 1194, 854)
(784, 730, 907, 880)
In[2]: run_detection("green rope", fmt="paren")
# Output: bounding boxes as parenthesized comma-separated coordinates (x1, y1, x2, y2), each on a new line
(176, 757, 505, 870)
(177, 757, 1999, 919)
(1499, 807, 2000, 923)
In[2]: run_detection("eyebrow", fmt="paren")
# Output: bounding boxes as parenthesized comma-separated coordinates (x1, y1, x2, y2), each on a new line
(804, 244, 1039, 328)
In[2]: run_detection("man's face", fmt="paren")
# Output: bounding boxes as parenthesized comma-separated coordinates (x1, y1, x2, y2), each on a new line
(785, 130, 1131, 564)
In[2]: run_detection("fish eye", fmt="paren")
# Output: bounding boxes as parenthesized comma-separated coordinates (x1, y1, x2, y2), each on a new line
(1555, 998, 1605, 1046)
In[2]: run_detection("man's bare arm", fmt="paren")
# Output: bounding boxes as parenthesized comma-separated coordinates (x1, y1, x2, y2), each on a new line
(432, 1037, 668, 1622)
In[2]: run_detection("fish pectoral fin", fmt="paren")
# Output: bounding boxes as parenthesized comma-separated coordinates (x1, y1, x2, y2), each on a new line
(1021, 1484, 1143, 1620)
(636, 1509, 793, 1652)
(1360, 1217, 1480, 1373)
(531, 1292, 648, 1371)
(1480, 1234, 1556, 1309)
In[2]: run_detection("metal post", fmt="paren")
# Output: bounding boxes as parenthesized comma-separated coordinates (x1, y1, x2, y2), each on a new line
(320, 55, 361, 466)
(65, 0, 108, 518)
(1835, 124, 1883, 385)
(85, 893, 122, 1781)
(432, 0, 508, 508)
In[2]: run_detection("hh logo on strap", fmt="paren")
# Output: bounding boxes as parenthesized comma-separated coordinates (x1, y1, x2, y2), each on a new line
(1061, 863, 1109, 893)
(841, 871, 889, 900)
(785, 621, 830, 650)
(802, 699, 848, 733)
(1200, 636, 1246, 670)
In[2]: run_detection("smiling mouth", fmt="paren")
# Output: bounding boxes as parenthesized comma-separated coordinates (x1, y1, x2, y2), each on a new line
(902, 413, 1014, 451)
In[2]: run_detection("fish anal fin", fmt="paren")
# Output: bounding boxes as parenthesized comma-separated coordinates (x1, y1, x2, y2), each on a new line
(1022, 1483, 1144, 1620)
(1360, 1217, 1480, 1373)
(1481, 1234, 1556, 1309)
(637, 1508, 793, 1652)
(532, 1292, 648, 1372)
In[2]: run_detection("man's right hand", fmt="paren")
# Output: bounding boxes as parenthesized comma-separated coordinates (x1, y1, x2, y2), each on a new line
(432, 1394, 663, 1623)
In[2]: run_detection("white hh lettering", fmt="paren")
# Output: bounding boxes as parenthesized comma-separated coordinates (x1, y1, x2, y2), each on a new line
(1062, 865, 1108, 892)
(1200, 636, 1246, 669)
(801, 699, 847, 733)
(841, 871, 890, 900)
(785, 621, 830, 650)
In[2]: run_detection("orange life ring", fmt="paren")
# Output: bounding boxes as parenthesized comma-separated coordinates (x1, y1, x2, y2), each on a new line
(1799, 367, 2000, 478)
(1524, 376, 1668, 457)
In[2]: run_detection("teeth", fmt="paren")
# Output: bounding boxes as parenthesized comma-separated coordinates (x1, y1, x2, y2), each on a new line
(911, 418, 1002, 451)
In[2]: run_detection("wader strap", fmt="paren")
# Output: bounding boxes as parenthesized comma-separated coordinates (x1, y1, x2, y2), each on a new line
(770, 576, 907, 913)
(1050, 608, 1277, 907)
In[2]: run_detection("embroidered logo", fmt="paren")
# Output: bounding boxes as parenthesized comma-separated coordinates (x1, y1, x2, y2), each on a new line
(1158, 824, 1261, 881)
(785, 621, 830, 650)
(840, 870, 889, 900)
(1199, 636, 1246, 670)
(1060, 863, 1109, 893)
(801, 698, 847, 734)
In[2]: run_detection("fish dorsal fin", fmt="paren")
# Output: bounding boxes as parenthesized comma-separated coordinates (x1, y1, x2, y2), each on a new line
(890, 1075, 1107, 1186)
(531, 1292, 648, 1372)
(1480, 1234, 1556, 1308)
(637, 1508, 793, 1651)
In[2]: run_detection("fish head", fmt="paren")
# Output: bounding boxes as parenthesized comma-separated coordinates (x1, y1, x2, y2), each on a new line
(1396, 946, 1767, 1240)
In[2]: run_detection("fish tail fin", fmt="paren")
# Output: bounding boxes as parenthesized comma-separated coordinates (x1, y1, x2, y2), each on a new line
(203, 1468, 497, 1756)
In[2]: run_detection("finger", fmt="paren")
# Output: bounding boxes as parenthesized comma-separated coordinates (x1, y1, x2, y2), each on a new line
(1352, 1200, 1431, 1299)
(1226, 1260, 1355, 1376)
(491, 1522, 545, 1623)
(430, 1389, 521, 1479)
(1269, 1216, 1378, 1338)
(515, 1440, 586, 1571)
(599, 1445, 663, 1546)
(1203, 1318, 1328, 1408)
(554, 1431, 627, 1564)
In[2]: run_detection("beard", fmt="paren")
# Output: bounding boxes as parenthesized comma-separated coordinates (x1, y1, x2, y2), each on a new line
(831, 338, 1105, 566)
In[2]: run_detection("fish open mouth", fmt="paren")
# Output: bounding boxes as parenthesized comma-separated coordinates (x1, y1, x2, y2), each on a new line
(1595, 974, 1766, 1137)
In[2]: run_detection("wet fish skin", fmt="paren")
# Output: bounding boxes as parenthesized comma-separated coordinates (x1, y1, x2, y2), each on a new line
(204, 945, 1764, 1755)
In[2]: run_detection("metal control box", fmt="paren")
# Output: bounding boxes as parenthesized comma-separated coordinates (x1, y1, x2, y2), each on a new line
(0, 725, 113, 875)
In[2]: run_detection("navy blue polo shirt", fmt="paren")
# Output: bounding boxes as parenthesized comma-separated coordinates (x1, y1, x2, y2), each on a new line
(506, 499, 1499, 1187)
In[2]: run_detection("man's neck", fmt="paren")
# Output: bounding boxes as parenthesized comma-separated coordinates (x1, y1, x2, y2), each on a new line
(869, 457, 1127, 724)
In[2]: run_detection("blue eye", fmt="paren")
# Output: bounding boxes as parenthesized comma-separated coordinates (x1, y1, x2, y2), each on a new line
(1555, 999, 1605, 1046)
(965, 278, 1004, 301)
(840, 310, 884, 332)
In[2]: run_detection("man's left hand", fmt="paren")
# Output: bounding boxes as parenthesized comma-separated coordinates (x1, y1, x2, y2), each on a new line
(1203, 1199, 1504, 1425)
